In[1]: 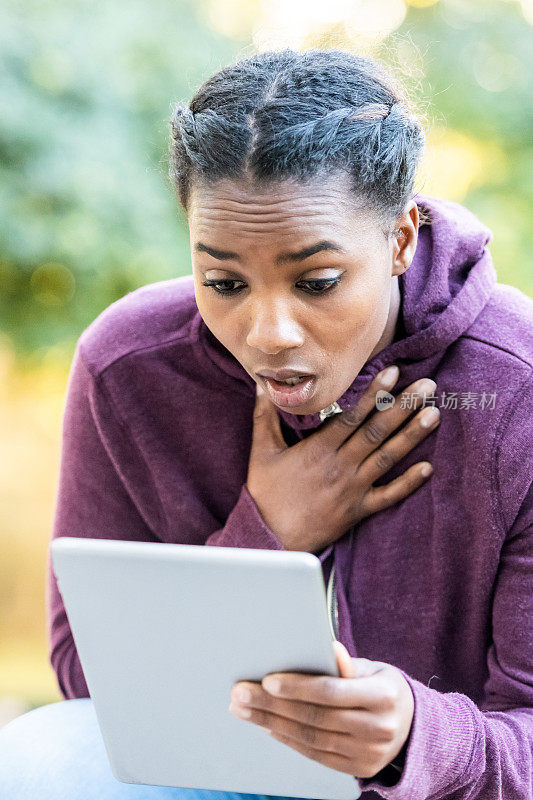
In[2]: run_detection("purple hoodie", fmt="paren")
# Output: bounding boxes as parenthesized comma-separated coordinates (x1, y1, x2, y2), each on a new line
(47, 193, 533, 799)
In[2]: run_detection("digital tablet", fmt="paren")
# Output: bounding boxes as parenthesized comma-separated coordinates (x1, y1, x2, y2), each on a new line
(50, 537, 362, 800)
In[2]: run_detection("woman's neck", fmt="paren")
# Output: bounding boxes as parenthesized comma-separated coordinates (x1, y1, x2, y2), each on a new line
(368, 276, 404, 361)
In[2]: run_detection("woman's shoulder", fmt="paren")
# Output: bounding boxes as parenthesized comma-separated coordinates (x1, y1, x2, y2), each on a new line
(474, 282, 532, 531)
(462, 281, 533, 370)
(446, 281, 532, 427)
(77, 273, 198, 377)
(442, 281, 532, 532)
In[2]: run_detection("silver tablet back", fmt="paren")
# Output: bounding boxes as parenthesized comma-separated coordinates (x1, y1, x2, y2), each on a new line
(51, 537, 361, 799)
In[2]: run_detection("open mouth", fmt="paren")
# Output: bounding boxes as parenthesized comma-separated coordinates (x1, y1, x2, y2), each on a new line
(267, 375, 311, 387)
(260, 375, 316, 408)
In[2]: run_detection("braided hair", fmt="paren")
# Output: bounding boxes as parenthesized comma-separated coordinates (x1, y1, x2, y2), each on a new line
(168, 49, 427, 230)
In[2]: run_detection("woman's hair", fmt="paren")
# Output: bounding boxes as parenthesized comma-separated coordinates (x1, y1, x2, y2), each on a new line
(168, 49, 428, 230)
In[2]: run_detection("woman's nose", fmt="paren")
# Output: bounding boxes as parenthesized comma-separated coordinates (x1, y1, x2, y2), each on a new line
(245, 304, 305, 354)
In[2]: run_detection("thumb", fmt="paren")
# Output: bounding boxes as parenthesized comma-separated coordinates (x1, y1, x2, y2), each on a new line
(333, 643, 385, 679)
(350, 655, 387, 679)
(333, 640, 356, 678)
(250, 382, 286, 456)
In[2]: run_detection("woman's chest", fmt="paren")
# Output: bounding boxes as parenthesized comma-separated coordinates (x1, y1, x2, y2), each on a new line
(334, 488, 502, 700)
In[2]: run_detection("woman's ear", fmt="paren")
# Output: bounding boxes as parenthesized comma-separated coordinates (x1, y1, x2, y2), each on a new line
(391, 201, 419, 278)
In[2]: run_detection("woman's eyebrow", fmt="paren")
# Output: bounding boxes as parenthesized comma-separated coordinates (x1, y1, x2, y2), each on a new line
(194, 240, 347, 263)
(276, 240, 347, 263)
(195, 242, 240, 260)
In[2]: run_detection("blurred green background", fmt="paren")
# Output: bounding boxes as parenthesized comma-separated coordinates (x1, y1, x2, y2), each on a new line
(1, 0, 532, 724)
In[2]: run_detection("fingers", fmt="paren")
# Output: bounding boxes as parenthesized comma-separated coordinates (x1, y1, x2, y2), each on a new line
(317, 365, 401, 453)
(362, 461, 434, 517)
(357, 403, 440, 486)
(250, 381, 287, 456)
(232, 687, 378, 738)
(266, 732, 355, 774)
(267, 726, 356, 762)
(337, 377, 437, 466)
(261, 671, 387, 710)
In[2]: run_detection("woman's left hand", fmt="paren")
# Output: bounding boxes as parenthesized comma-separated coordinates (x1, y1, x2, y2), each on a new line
(230, 641, 414, 780)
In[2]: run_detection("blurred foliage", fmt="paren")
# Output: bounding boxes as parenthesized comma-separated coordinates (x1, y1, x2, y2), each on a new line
(0, 0, 241, 713)
(385, 0, 533, 299)
(1, 0, 532, 370)
(0, 0, 239, 366)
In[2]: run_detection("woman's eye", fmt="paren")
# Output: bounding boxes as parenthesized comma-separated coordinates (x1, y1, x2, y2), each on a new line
(201, 277, 341, 296)
(201, 279, 245, 295)
(298, 278, 341, 295)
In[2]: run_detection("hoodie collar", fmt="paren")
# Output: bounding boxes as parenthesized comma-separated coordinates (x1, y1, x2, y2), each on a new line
(197, 193, 497, 431)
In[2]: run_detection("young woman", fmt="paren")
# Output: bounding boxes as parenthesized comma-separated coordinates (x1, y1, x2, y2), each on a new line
(1, 49, 531, 800)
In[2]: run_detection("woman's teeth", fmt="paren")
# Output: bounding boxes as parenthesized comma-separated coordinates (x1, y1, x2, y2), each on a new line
(282, 376, 305, 385)
(262, 374, 316, 408)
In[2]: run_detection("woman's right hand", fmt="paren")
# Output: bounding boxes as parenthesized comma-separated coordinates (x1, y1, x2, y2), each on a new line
(245, 366, 440, 553)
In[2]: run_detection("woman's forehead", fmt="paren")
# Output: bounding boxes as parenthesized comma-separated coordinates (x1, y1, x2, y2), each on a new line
(188, 175, 382, 243)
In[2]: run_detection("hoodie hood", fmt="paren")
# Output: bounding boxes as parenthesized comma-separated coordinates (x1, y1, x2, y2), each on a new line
(199, 193, 497, 431)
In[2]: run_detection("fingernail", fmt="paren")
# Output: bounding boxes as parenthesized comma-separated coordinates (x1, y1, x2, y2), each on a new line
(230, 703, 251, 719)
(379, 365, 399, 386)
(420, 407, 439, 427)
(263, 676, 282, 694)
(420, 379, 437, 394)
(233, 687, 252, 703)
(421, 463, 433, 477)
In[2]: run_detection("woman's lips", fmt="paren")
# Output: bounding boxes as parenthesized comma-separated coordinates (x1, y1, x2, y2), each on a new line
(261, 375, 316, 408)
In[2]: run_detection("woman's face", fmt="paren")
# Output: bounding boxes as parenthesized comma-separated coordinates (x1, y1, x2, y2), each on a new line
(189, 172, 418, 414)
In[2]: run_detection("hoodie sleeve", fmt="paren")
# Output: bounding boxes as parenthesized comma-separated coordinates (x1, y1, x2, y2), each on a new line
(47, 345, 161, 699)
(47, 346, 285, 699)
(357, 382, 533, 799)
(204, 483, 286, 551)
